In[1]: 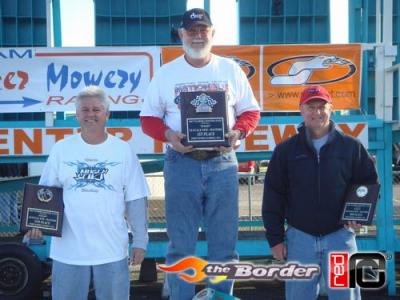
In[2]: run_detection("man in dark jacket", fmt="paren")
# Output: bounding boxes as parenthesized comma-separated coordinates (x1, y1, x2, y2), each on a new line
(262, 85, 378, 300)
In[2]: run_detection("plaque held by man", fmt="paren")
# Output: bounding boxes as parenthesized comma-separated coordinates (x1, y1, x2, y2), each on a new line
(340, 183, 380, 225)
(180, 91, 230, 148)
(20, 183, 64, 237)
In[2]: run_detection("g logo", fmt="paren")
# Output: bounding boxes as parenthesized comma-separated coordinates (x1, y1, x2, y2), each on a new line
(349, 253, 386, 288)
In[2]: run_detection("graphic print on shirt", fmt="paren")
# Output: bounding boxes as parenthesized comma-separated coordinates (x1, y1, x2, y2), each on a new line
(174, 81, 229, 108)
(64, 160, 120, 191)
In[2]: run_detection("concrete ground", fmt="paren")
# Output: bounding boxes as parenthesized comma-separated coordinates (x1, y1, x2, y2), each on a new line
(130, 282, 400, 300)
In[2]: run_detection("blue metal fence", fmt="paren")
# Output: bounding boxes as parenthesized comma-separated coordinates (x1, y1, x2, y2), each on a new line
(94, 0, 186, 46)
(349, 0, 400, 119)
(238, 0, 330, 44)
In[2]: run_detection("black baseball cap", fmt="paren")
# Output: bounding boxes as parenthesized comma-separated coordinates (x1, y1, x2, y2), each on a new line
(180, 8, 213, 30)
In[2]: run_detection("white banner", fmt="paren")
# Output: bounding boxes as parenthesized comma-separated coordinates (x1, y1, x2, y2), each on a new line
(0, 47, 160, 113)
(0, 123, 368, 156)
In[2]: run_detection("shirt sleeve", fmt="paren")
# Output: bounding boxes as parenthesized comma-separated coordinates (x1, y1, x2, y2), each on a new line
(140, 71, 165, 118)
(352, 141, 379, 185)
(233, 63, 260, 115)
(39, 144, 62, 187)
(126, 197, 148, 250)
(262, 144, 287, 247)
(123, 144, 150, 201)
(140, 116, 169, 142)
(233, 110, 261, 137)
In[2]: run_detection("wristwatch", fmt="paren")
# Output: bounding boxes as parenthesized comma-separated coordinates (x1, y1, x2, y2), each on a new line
(238, 129, 246, 139)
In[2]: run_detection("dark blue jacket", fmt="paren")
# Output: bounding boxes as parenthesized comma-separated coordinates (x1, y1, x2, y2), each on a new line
(262, 122, 379, 247)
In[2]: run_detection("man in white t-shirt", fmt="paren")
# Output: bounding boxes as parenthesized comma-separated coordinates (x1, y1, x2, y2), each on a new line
(140, 8, 260, 300)
(27, 86, 149, 300)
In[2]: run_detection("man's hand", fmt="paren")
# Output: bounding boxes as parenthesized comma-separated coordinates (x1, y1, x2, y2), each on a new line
(23, 228, 44, 245)
(130, 248, 146, 265)
(344, 221, 363, 230)
(165, 129, 193, 153)
(26, 228, 43, 239)
(214, 129, 242, 153)
(271, 242, 287, 261)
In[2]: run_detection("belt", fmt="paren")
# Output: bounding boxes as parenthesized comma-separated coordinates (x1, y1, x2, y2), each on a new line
(185, 150, 221, 160)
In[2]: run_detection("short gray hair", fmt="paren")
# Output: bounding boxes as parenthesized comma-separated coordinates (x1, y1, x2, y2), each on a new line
(76, 86, 110, 111)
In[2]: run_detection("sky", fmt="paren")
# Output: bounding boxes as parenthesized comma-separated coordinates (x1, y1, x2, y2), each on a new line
(59, 0, 348, 47)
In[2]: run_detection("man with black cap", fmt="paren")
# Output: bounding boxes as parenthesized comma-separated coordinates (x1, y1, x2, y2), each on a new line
(262, 85, 378, 300)
(140, 7, 260, 300)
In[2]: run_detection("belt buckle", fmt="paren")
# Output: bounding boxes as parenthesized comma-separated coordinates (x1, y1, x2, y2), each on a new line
(192, 150, 208, 160)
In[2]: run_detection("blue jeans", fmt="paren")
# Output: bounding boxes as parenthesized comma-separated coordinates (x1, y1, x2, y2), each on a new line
(286, 226, 361, 300)
(164, 148, 239, 300)
(51, 258, 129, 300)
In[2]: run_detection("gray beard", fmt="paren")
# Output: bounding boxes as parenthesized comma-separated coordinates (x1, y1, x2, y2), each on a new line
(182, 41, 212, 59)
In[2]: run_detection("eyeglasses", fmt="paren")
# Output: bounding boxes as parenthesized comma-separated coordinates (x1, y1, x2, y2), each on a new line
(185, 27, 211, 37)
(305, 104, 330, 113)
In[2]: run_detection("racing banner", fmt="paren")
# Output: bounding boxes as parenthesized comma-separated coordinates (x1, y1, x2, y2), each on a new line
(263, 44, 362, 111)
(162, 44, 362, 112)
(162, 45, 262, 103)
(1, 45, 361, 113)
(0, 47, 160, 113)
(0, 122, 368, 156)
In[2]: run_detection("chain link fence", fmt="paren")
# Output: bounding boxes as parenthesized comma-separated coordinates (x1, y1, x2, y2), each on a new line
(146, 173, 166, 226)
(0, 183, 22, 237)
(3, 167, 398, 237)
(0, 172, 268, 237)
(146, 172, 266, 230)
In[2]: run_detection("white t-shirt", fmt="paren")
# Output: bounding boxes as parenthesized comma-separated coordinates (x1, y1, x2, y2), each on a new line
(140, 54, 260, 131)
(39, 133, 149, 265)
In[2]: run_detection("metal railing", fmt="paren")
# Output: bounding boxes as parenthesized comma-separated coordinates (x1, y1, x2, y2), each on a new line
(0, 172, 268, 237)
(3, 170, 400, 236)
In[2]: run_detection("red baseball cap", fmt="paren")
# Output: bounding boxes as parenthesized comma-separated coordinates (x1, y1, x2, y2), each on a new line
(299, 85, 332, 105)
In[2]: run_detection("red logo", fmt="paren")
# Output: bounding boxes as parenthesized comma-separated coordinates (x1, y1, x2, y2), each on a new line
(329, 252, 349, 288)
(329, 252, 386, 289)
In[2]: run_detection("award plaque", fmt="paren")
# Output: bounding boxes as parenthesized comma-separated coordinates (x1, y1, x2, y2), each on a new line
(20, 183, 64, 237)
(180, 91, 230, 148)
(340, 183, 380, 225)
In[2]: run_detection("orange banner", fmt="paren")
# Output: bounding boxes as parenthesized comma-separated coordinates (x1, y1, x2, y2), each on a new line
(263, 44, 361, 111)
(161, 45, 261, 103)
(161, 44, 361, 112)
